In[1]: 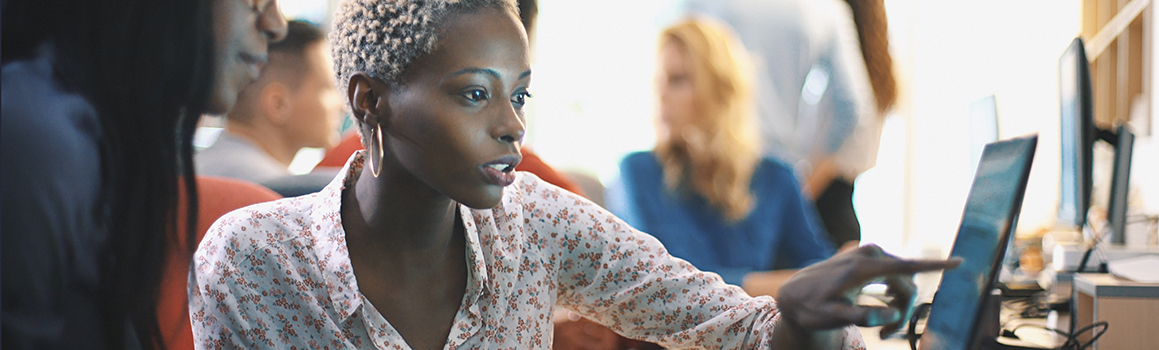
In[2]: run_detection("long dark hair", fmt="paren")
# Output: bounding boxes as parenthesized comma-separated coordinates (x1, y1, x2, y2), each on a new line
(843, 0, 897, 116)
(3, 0, 213, 348)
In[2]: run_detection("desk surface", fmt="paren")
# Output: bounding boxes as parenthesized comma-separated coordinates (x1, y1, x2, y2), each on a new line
(859, 324, 1067, 350)
(1074, 273, 1159, 298)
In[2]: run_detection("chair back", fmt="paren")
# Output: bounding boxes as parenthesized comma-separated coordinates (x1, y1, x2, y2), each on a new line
(158, 176, 282, 350)
(316, 132, 363, 169)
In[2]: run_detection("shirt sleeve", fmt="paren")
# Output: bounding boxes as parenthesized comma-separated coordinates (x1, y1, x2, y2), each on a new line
(536, 179, 864, 349)
(188, 214, 264, 350)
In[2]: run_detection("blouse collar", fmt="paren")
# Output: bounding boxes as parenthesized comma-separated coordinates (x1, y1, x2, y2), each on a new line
(315, 150, 494, 322)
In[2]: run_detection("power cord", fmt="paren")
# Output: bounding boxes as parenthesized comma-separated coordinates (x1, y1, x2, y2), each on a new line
(1075, 221, 1111, 274)
(999, 322, 1108, 350)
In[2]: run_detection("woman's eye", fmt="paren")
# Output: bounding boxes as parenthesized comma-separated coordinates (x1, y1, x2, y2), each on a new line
(462, 89, 487, 102)
(512, 91, 533, 106)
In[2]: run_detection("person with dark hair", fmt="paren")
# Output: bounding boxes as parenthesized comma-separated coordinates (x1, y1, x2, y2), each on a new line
(516, 0, 538, 39)
(197, 20, 344, 184)
(189, 0, 956, 348)
(1, 0, 286, 349)
(685, 0, 899, 250)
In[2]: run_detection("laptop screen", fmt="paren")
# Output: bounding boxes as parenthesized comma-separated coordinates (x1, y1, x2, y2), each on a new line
(919, 135, 1037, 350)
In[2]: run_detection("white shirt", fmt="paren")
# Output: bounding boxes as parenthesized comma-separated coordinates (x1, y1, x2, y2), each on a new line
(194, 132, 289, 183)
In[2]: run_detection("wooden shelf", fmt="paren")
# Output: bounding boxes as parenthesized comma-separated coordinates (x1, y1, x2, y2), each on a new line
(1083, 0, 1152, 130)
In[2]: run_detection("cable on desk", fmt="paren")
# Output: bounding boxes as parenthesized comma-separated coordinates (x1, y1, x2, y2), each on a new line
(993, 321, 1107, 350)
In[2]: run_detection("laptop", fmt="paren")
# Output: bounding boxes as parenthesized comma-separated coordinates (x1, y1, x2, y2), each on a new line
(918, 135, 1038, 350)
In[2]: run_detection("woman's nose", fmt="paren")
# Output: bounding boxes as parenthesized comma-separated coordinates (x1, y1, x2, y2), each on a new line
(493, 107, 525, 145)
(260, 0, 289, 42)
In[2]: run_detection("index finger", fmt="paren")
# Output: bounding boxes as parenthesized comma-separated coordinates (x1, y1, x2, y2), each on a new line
(866, 257, 962, 276)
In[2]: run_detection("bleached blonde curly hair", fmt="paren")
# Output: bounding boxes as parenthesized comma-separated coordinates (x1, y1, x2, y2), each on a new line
(330, 0, 517, 95)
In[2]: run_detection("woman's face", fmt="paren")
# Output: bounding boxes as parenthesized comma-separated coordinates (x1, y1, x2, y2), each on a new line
(209, 0, 288, 114)
(656, 42, 697, 142)
(380, 7, 531, 209)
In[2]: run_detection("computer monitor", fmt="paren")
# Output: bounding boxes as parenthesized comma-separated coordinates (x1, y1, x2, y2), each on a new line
(1058, 38, 1094, 230)
(1058, 38, 1136, 244)
(1107, 125, 1134, 244)
(919, 135, 1037, 350)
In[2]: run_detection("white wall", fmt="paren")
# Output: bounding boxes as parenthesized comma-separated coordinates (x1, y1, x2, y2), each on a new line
(888, 0, 1159, 257)
(528, 0, 681, 181)
(887, 0, 1084, 257)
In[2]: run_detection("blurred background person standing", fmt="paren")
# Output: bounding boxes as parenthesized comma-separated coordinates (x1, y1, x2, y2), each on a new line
(685, 0, 898, 250)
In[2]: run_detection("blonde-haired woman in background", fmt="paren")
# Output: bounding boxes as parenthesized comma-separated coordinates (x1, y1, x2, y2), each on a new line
(607, 16, 835, 302)
(685, 0, 899, 250)
(559, 17, 841, 349)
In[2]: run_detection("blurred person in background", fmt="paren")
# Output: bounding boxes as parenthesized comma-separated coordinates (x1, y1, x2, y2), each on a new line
(197, 20, 344, 184)
(1, 0, 286, 348)
(607, 16, 835, 296)
(686, 0, 898, 250)
(564, 17, 836, 350)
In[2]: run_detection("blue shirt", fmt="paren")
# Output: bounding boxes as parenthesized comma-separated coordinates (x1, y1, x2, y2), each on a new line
(605, 152, 835, 286)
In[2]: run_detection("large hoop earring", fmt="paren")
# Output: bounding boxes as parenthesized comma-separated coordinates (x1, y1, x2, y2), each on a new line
(368, 123, 384, 177)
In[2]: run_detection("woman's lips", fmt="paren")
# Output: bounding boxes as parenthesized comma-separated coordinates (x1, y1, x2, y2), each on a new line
(481, 164, 516, 187)
(481, 155, 521, 187)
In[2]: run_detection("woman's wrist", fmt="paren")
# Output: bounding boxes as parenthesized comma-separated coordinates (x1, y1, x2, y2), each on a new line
(770, 314, 843, 349)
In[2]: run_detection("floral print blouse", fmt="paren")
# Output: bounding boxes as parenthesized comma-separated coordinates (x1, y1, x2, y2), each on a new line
(189, 152, 865, 349)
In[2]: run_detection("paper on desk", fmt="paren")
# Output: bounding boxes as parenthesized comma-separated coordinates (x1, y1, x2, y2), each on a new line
(1108, 256, 1159, 283)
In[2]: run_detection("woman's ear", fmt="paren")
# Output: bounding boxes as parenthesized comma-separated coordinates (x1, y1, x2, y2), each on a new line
(347, 72, 391, 128)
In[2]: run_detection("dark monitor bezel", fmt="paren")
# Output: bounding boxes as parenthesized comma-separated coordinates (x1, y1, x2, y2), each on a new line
(1058, 37, 1094, 230)
(1107, 125, 1134, 244)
